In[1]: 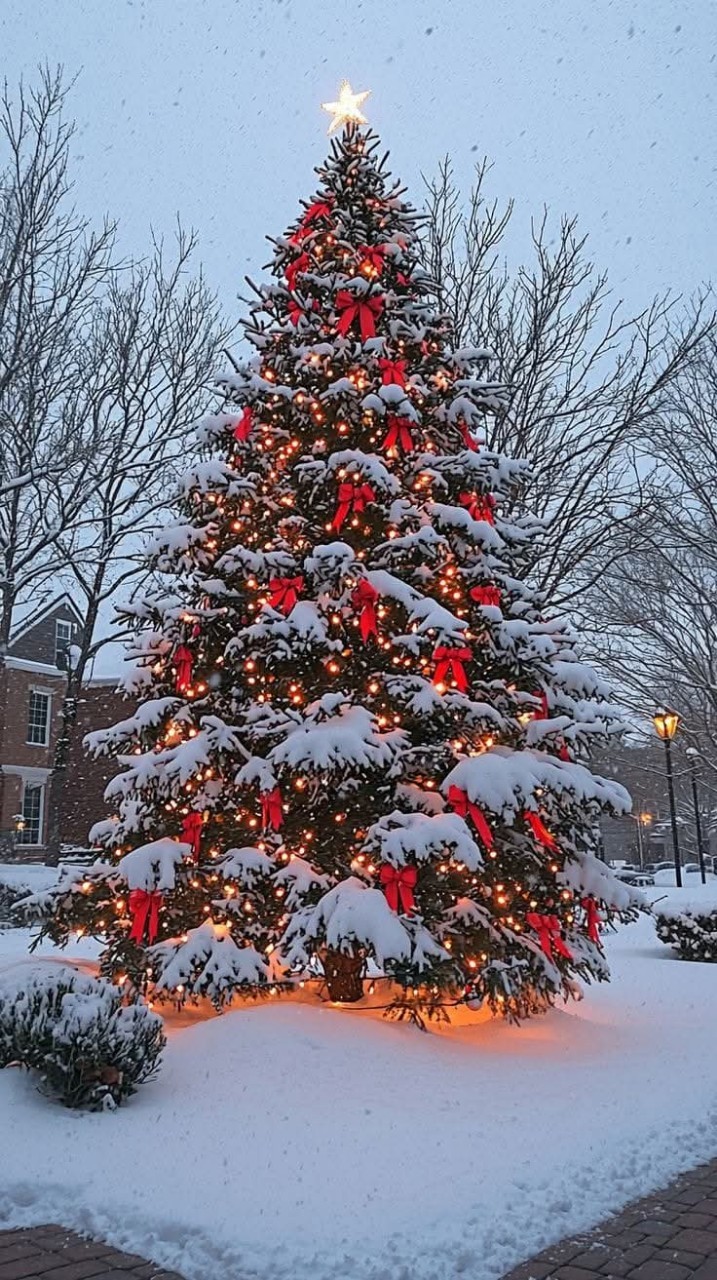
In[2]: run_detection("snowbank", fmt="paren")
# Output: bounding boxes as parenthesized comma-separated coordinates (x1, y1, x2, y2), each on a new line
(2, 913, 717, 1280)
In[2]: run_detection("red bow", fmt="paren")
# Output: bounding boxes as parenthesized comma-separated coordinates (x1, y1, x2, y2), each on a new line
(286, 252, 310, 292)
(233, 407, 253, 442)
(532, 691, 550, 720)
(379, 863, 418, 913)
(332, 481, 376, 531)
(268, 575, 303, 614)
(261, 786, 284, 831)
(396, 272, 410, 286)
(433, 645, 472, 693)
(459, 421, 480, 452)
(173, 645, 193, 693)
(378, 357, 407, 387)
(351, 579, 379, 642)
(470, 584, 502, 608)
(460, 492, 495, 524)
(446, 785, 494, 850)
(524, 811, 559, 851)
(335, 291, 384, 341)
(526, 912, 573, 961)
(558, 743, 571, 762)
(581, 897, 602, 945)
(358, 244, 385, 274)
(382, 415, 414, 454)
(181, 812, 203, 862)
(128, 889, 163, 945)
(290, 199, 333, 243)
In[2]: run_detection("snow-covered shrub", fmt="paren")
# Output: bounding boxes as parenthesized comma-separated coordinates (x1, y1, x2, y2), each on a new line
(0, 965, 165, 1109)
(0, 881, 29, 928)
(654, 900, 717, 962)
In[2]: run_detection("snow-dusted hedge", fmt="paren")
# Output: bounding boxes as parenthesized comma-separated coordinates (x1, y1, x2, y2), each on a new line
(0, 881, 28, 928)
(654, 900, 717, 962)
(0, 966, 165, 1109)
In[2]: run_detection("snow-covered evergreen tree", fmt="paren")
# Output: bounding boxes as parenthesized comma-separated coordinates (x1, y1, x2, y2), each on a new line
(27, 115, 639, 1022)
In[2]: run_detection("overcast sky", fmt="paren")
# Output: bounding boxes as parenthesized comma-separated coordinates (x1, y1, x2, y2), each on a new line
(3, 0, 715, 316)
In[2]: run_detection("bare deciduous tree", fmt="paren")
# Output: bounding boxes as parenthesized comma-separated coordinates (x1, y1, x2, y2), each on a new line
(422, 159, 714, 616)
(0, 67, 116, 648)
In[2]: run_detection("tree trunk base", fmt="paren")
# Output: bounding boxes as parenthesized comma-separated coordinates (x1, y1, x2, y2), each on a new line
(323, 948, 364, 1003)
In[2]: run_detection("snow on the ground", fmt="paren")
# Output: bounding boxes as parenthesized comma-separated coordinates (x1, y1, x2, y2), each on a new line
(2, 874, 717, 1280)
(0, 863, 61, 893)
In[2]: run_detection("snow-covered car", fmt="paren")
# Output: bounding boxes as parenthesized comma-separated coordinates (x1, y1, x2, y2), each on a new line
(613, 867, 654, 886)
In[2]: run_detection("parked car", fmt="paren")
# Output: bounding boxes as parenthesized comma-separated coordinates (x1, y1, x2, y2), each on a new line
(614, 867, 654, 887)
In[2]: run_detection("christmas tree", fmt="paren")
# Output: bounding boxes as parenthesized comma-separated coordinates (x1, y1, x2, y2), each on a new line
(28, 86, 639, 1023)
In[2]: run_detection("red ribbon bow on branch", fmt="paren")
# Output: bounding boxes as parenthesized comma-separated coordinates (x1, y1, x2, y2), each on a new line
(290, 199, 333, 243)
(446, 785, 494, 850)
(525, 912, 573, 961)
(358, 244, 386, 274)
(524, 811, 559, 851)
(433, 645, 472, 693)
(351, 579, 379, 642)
(285, 252, 310, 292)
(378, 357, 407, 387)
(470, 584, 502, 608)
(460, 492, 496, 524)
(382, 415, 414, 454)
(581, 897, 602, 945)
(459, 421, 480, 452)
(173, 645, 193, 694)
(379, 863, 418, 913)
(332, 481, 376, 531)
(261, 786, 284, 831)
(128, 889, 163, 945)
(531, 691, 550, 720)
(181, 812, 203, 862)
(268, 576, 303, 614)
(335, 290, 384, 341)
(233, 407, 253, 443)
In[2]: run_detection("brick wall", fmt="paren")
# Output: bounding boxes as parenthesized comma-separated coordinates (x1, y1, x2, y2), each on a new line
(58, 683, 128, 848)
(0, 664, 67, 852)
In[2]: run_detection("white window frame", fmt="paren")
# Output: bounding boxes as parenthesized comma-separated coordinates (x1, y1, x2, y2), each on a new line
(27, 688, 52, 747)
(55, 618, 73, 668)
(17, 780, 45, 846)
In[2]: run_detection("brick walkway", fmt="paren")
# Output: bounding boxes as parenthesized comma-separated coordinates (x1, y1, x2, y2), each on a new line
(0, 1226, 184, 1280)
(503, 1157, 717, 1280)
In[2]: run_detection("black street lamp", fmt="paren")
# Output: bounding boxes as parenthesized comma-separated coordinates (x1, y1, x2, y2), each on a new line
(685, 748, 707, 885)
(653, 708, 682, 889)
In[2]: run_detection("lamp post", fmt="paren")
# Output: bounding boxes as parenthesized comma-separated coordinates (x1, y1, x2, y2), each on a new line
(685, 748, 707, 885)
(653, 708, 682, 888)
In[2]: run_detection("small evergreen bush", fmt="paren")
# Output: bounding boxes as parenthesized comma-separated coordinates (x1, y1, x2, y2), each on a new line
(654, 902, 717, 962)
(0, 965, 165, 1109)
(0, 881, 29, 927)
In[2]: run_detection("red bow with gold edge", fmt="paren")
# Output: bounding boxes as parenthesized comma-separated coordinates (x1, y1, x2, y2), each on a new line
(173, 644, 193, 694)
(432, 645, 472, 693)
(332, 480, 376, 531)
(470, 584, 502, 608)
(285, 251, 310, 292)
(261, 786, 284, 831)
(181, 812, 203, 862)
(351, 579, 379, 642)
(335, 291, 384, 341)
(128, 889, 163, 945)
(524, 810, 559, 851)
(460, 492, 495, 524)
(233, 407, 253, 442)
(526, 912, 573, 961)
(378, 357, 407, 387)
(446, 785, 494, 850)
(581, 897, 602, 945)
(382, 415, 414, 454)
(379, 863, 418, 913)
(268, 576, 303, 614)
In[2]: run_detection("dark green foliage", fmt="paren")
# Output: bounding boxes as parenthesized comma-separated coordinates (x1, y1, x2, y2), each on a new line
(0, 966, 166, 1109)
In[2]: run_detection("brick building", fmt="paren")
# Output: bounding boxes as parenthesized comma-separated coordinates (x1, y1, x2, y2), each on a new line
(0, 597, 124, 860)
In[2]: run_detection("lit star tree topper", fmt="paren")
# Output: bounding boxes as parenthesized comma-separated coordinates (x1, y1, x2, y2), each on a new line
(321, 79, 371, 134)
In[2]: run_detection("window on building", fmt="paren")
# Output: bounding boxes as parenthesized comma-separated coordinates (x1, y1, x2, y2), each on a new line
(27, 690, 51, 746)
(17, 783, 44, 845)
(55, 619, 73, 668)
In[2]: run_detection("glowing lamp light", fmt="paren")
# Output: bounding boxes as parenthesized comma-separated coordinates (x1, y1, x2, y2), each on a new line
(653, 708, 680, 741)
